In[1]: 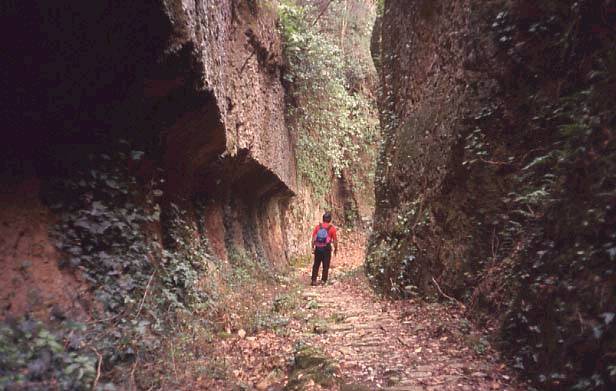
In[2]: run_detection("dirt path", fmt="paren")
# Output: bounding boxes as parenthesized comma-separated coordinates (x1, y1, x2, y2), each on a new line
(192, 232, 524, 390)
(300, 272, 522, 390)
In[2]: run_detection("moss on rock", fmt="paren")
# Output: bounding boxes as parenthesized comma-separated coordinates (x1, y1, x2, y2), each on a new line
(285, 344, 340, 390)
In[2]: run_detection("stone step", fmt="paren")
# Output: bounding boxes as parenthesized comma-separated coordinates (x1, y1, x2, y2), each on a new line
(404, 371, 433, 379)
(350, 342, 386, 348)
(383, 386, 425, 391)
(328, 324, 354, 331)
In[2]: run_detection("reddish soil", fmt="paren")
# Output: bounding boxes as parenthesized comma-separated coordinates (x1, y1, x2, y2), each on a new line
(203, 202, 229, 261)
(0, 179, 86, 321)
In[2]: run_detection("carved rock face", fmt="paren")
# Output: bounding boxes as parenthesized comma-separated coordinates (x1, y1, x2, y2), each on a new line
(369, 0, 616, 386)
(0, 1, 295, 319)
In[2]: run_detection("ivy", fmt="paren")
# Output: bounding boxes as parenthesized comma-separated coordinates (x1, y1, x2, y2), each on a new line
(44, 150, 158, 314)
(159, 202, 210, 309)
(35, 143, 214, 387)
(278, 0, 379, 201)
(369, 0, 616, 387)
(0, 319, 96, 390)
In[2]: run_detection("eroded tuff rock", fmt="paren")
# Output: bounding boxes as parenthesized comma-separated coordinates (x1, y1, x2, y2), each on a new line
(162, 0, 295, 191)
(0, 1, 376, 387)
(368, 0, 615, 388)
(1, 0, 295, 320)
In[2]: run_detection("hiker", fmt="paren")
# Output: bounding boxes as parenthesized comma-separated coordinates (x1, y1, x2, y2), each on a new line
(311, 212, 338, 286)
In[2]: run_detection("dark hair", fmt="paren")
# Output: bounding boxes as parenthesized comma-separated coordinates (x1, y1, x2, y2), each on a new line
(323, 212, 332, 222)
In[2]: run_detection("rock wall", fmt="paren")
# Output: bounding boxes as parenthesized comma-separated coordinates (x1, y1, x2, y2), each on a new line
(368, 0, 615, 388)
(1, 0, 295, 317)
(0, 0, 375, 387)
(164, 0, 296, 190)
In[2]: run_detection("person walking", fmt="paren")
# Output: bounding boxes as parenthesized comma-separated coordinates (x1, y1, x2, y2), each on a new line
(311, 212, 338, 286)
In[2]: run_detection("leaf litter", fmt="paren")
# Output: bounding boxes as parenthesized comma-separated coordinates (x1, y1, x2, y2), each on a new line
(186, 231, 525, 390)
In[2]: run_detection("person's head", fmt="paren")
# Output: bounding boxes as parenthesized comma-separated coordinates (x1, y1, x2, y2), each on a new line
(322, 212, 332, 223)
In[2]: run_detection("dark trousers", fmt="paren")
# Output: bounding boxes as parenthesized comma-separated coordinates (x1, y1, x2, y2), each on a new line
(311, 247, 332, 282)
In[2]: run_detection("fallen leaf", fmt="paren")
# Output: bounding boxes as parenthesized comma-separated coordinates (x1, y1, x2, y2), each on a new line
(256, 379, 270, 390)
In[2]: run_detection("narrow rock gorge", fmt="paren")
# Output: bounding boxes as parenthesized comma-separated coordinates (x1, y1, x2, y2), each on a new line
(1, 0, 614, 390)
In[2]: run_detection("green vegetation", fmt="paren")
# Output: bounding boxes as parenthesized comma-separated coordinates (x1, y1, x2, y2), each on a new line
(497, 78, 616, 391)
(0, 320, 96, 390)
(368, 0, 616, 388)
(6, 135, 320, 388)
(24, 145, 291, 389)
(0, 1, 380, 389)
(33, 146, 214, 389)
(278, 0, 379, 201)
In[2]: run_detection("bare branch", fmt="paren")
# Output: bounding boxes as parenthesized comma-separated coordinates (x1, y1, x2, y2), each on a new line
(312, 0, 335, 27)
(91, 348, 103, 390)
(432, 277, 466, 310)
